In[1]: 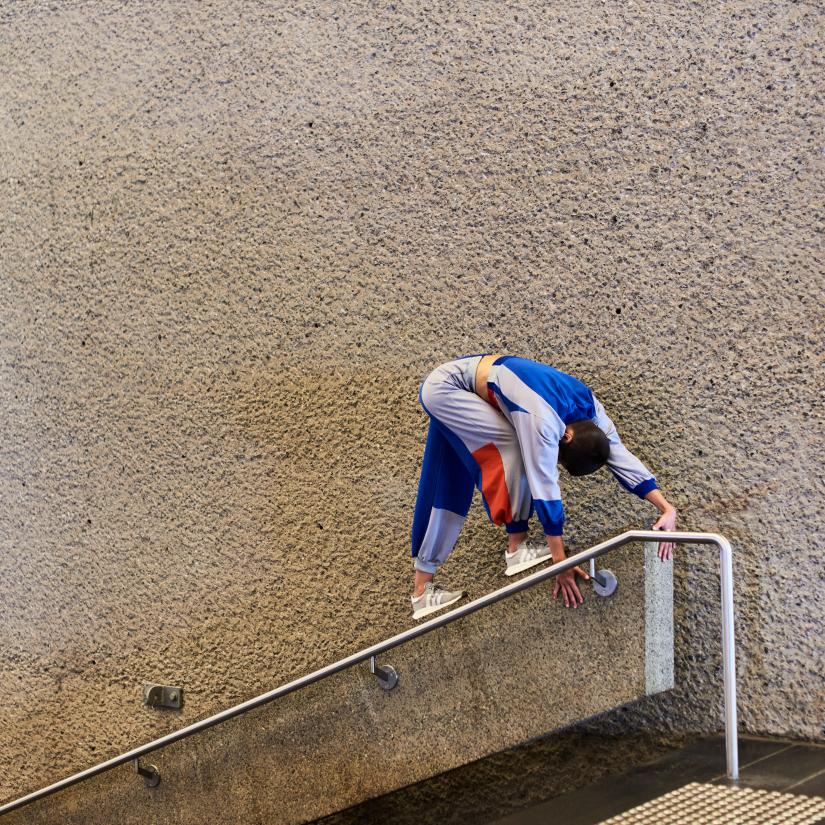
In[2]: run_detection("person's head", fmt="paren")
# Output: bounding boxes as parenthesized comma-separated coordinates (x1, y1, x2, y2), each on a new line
(558, 420, 610, 476)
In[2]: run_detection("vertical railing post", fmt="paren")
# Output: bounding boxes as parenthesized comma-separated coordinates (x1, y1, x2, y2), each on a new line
(717, 535, 739, 780)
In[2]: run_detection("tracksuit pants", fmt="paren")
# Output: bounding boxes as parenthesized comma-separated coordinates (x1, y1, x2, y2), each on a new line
(410, 354, 534, 574)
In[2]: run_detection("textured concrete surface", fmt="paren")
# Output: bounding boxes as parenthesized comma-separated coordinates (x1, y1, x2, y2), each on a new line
(0, 0, 822, 819)
(644, 541, 674, 696)
(315, 733, 812, 825)
(1, 547, 669, 824)
(315, 725, 691, 825)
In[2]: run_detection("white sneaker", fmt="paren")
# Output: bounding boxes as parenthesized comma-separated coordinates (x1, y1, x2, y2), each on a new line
(504, 540, 553, 576)
(410, 581, 466, 620)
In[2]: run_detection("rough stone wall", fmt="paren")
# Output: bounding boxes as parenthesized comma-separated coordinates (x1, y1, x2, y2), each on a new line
(0, 546, 672, 825)
(0, 0, 822, 815)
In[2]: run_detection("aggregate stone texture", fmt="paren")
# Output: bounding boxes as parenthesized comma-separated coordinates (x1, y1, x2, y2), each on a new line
(2, 547, 667, 825)
(313, 728, 690, 825)
(0, 0, 823, 819)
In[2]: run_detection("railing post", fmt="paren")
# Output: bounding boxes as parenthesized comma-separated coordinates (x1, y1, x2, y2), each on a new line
(717, 536, 739, 781)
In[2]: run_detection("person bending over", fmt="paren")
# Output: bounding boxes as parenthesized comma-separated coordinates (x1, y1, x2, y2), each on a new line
(409, 352, 677, 620)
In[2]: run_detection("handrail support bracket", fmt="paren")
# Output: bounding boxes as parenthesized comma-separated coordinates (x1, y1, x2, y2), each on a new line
(589, 557, 618, 597)
(369, 655, 399, 690)
(132, 758, 160, 788)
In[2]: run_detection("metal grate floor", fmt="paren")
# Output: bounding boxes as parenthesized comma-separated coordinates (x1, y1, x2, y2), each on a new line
(597, 781, 825, 824)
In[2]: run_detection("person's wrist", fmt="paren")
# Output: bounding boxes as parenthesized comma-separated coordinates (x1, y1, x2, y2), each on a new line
(546, 535, 566, 563)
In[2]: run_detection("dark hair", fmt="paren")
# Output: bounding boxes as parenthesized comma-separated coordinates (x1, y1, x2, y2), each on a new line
(558, 420, 610, 476)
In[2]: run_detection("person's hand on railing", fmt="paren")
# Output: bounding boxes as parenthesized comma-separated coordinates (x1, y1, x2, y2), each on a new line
(552, 565, 590, 608)
(644, 489, 678, 561)
(651, 507, 678, 561)
(546, 534, 589, 607)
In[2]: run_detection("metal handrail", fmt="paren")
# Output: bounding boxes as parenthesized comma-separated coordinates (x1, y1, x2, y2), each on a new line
(0, 530, 738, 816)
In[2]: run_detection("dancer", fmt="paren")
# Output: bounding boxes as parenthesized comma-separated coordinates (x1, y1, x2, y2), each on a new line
(410, 353, 677, 619)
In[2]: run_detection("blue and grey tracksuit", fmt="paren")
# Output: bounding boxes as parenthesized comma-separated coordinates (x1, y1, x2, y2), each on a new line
(411, 354, 659, 574)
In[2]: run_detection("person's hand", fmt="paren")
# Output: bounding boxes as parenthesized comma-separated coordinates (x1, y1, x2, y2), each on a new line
(652, 507, 677, 561)
(552, 565, 590, 608)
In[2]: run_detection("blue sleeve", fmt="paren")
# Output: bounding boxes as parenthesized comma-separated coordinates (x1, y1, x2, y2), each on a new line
(534, 498, 565, 536)
(591, 394, 658, 498)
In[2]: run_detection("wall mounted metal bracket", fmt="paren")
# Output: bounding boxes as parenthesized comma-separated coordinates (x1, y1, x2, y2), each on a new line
(369, 655, 398, 690)
(143, 684, 184, 709)
(132, 758, 160, 788)
(589, 558, 618, 597)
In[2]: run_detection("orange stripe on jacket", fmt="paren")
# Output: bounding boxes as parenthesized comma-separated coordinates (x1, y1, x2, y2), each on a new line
(471, 443, 513, 525)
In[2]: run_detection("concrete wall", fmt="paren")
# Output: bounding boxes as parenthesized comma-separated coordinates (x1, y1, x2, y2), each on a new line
(1, 0, 822, 819)
(0, 545, 672, 824)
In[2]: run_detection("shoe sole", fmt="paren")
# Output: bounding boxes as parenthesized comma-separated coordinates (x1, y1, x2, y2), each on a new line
(504, 554, 553, 576)
(411, 592, 465, 620)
